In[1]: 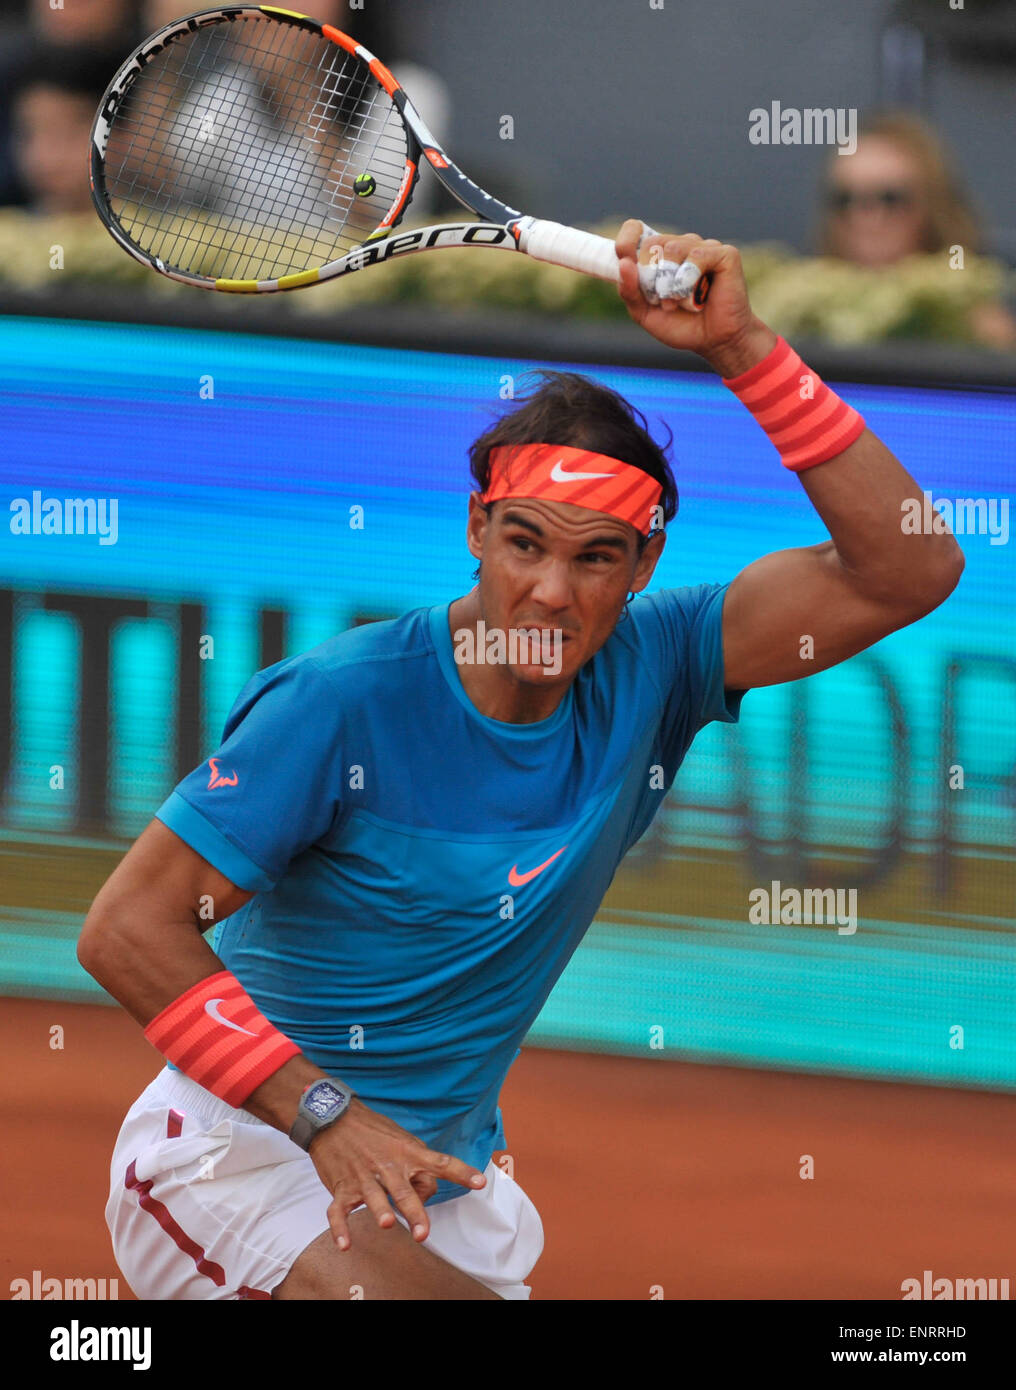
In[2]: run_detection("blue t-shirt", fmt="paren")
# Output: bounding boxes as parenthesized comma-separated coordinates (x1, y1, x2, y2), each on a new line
(156, 584, 746, 1204)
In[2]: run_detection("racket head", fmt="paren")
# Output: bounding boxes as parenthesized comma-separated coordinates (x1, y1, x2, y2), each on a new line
(89, 5, 426, 291)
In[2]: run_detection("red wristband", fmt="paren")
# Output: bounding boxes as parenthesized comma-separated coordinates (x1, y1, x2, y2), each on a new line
(722, 335, 866, 471)
(144, 970, 301, 1108)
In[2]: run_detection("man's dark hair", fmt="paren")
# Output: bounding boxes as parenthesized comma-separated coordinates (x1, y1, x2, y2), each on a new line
(468, 370, 678, 549)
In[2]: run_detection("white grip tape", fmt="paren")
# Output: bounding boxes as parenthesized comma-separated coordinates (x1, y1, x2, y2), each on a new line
(520, 218, 619, 280)
(520, 218, 700, 301)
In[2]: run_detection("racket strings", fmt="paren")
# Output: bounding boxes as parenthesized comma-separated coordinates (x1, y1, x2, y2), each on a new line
(109, 24, 312, 275)
(319, 76, 405, 220)
(202, 21, 334, 272)
(100, 14, 411, 282)
(120, 20, 367, 275)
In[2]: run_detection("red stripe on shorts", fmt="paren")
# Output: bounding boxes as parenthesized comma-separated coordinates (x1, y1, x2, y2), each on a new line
(167, 1108, 184, 1139)
(124, 1158, 270, 1299)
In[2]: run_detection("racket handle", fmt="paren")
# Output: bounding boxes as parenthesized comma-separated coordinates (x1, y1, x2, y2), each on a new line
(518, 218, 619, 280)
(517, 217, 708, 302)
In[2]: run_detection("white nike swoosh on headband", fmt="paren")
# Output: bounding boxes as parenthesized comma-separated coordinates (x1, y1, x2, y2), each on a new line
(550, 461, 616, 482)
(204, 997, 257, 1035)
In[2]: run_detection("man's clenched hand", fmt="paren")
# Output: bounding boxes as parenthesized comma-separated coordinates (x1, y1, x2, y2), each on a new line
(615, 220, 777, 376)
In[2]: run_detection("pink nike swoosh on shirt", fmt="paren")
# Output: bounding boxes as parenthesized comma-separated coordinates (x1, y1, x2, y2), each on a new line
(204, 998, 257, 1036)
(508, 845, 568, 887)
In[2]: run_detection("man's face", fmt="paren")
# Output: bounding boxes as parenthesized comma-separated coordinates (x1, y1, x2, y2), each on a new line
(466, 493, 664, 688)
(14, 86, 97, 215)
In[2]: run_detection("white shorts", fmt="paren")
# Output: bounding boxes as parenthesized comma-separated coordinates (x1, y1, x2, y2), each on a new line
(106, 1068, 544, 1300)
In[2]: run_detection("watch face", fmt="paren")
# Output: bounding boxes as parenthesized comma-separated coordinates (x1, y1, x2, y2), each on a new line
(306, 1082, 343, 1118)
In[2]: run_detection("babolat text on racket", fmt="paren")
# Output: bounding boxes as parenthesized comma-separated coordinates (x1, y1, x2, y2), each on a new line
(89, 4, 712, 302)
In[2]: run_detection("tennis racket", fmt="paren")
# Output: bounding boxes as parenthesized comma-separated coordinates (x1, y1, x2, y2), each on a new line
(89, 4, 712, 304)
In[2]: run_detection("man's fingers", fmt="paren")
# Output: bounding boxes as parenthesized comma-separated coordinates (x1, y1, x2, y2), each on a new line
(321, 1140, 485, 1251)
(638, 237, 726, 313)
(615, 217, 646, 263)
(617, 227, 716, 311)
(648, 235, 703, 312)
(671, 240, 738, 312)
(410, 1170, 439, 1202)
(418, 1147, 487, 1192)
(617, 254, 650, 320)
(384, 1179, 431, 1241)
(328, 1197, 352, 1252)
(663, 237, 735, 278)
(361, 1174, 398, 1231)
(373, 1161, 431, 1240)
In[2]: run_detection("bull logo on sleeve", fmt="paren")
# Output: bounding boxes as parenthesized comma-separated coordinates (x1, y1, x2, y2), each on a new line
(207, 757, 239, 790)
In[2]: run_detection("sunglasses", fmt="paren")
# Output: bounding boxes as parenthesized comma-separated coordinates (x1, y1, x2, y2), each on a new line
(827, 187, 917, 214)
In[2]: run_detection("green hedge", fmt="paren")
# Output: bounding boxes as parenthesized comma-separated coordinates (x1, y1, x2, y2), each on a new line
(2, 209, 1012, 344)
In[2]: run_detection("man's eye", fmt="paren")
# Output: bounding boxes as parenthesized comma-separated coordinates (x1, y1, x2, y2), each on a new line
(582, 553, 611, 564)
(511, 537, 533, 551)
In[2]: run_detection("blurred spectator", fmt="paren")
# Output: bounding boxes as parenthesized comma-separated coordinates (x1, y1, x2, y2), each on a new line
(9, 47, 115, 215)
(0, 0, 140, 207)
(816, 110, 1016, 347)
(143, 0, 454, 218)
(25, 0, 134, 44)
(0, 2, 454, 223)
(144, 1, 379, 41)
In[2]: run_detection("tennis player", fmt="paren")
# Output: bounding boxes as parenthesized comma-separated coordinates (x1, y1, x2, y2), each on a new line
(79, 224, 963, 1300)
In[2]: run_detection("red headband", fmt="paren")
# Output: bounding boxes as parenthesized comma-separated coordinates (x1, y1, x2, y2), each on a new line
(480, 444, 663, 533)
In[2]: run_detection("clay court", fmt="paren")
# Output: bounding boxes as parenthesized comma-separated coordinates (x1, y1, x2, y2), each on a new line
(3, 995, 1014, 1301)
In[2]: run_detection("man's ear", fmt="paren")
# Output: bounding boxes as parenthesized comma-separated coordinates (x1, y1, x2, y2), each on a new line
(632, 529, 666, 591)
(466, 492, 491, 561)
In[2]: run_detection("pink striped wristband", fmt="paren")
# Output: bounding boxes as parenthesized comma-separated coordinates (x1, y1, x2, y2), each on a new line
(722, 335, 866, 471)
(144, 970, 301, 1108)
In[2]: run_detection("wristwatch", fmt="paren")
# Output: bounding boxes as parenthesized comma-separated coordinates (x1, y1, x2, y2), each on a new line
(289, 1077, 356, 1151)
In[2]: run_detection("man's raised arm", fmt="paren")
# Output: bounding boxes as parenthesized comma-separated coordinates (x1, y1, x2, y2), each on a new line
(614, 221, 964, 690)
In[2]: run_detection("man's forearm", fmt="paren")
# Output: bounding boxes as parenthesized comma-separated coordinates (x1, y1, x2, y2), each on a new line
(79, 914, 339, 1137)
(243, 1052, 335, 1133)
(700, 315, 778, 379)
(703, 320, 963, 610)
(793, 427, 963, 610)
